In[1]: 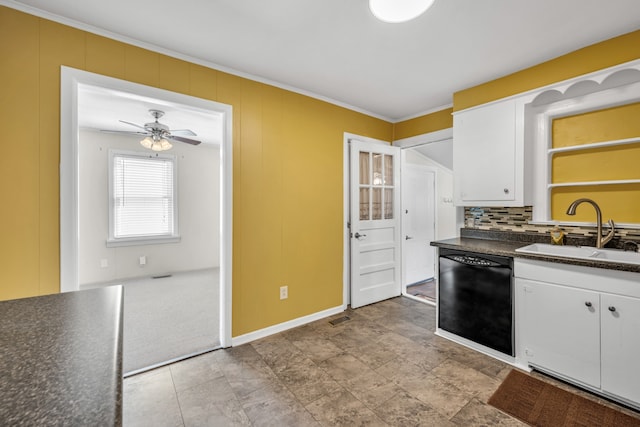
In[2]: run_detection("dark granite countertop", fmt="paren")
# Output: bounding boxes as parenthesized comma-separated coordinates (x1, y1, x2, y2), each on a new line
(0, 286, 123, 426)
(431, 229, 640, 274)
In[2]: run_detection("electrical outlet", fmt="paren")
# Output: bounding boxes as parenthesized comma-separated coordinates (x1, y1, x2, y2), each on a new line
(139, 255, 147, 266)
(100, 259, 108, 268)
(279, 286, 288, 300)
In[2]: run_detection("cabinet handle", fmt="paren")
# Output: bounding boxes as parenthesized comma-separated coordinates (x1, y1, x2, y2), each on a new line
(503, 188, 509, 194)
(585, 301, 592, 307)
(608, 306, 616, 312)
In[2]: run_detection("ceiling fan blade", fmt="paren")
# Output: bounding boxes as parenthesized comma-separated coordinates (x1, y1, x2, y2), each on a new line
(119, 120, 148, 131)
(169, 129, 197, 136)
(101, 129, 149, 136)
(169, 135, 202, 145)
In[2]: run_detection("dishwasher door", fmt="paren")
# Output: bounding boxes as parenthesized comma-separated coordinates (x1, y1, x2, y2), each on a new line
(438, 248, 514, 356)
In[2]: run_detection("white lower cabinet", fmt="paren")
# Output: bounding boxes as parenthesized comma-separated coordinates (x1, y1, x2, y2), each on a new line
(520, 279, 600, 388)
(600, 293, 640, 404)
(515, 259, 640, 409)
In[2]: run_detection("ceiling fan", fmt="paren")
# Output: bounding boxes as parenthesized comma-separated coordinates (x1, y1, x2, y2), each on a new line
(102, 109, 201, 151)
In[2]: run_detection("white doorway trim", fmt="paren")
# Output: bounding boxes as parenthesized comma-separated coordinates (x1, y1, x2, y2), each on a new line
(342, 132, 392, 308)
(393, 127, 453, 148)
(60, 67, 233, 347)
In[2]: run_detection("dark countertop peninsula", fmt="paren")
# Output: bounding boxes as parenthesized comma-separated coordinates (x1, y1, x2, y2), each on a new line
(432, 229, 640, 274)
(0, 286, 123, 426)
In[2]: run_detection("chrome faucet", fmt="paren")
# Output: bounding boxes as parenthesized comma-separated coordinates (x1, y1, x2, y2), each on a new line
(566, 198, 615, 249)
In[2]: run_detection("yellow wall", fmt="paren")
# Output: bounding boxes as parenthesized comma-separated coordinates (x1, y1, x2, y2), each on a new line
(453, 30, 640, 111)
(393, 31, 640, 139)
(393, 108, 453, 141)
(551, 103, 640, 223)
(0, 7, 392, 337)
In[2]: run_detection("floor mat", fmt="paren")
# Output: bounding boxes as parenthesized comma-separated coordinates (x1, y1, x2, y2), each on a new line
(489, 369, 640, 426)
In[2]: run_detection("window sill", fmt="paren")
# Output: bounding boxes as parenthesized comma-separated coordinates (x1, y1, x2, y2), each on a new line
(106, 236, 181, 248)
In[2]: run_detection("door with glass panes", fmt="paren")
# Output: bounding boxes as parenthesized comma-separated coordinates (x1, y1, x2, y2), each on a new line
(350, 140, 401, 308)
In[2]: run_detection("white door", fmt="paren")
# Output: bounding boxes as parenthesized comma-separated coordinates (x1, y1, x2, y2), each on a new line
(401, 164, 435, 286)
(350, 140, 401, 309)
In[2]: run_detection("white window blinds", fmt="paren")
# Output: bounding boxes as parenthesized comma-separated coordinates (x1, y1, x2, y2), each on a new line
(110, 152, 177, 242)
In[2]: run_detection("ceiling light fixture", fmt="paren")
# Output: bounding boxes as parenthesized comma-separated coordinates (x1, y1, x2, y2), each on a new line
(140, 136, 172, 152)
(369, 0, 435, 23)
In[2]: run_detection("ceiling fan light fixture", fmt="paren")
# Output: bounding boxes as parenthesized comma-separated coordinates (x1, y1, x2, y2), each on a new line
(140, 136, 154, 149)
(141, 136, 173, 152)
(369, 0, 435, 23)
(159, 138, 172, 151)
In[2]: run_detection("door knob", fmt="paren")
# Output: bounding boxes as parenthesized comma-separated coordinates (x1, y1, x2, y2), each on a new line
(405, 235, 413, 240)
(354, 232, 367, 240)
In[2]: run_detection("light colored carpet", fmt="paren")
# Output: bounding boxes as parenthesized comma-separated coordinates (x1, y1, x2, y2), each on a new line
(85, 268, 220, 375)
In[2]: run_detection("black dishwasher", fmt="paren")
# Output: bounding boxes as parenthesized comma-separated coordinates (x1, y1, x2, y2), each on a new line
(438, 248, 514, 356)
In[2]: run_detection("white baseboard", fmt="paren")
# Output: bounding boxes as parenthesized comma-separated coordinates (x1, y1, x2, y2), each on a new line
(231, 304, 346, 346)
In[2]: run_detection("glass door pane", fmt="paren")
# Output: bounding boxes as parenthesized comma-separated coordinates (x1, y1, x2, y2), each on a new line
(373, 153, 383, 185)
(359, 152, 370, 184)
(384, 188, 394, 219)
(372, 188, 382, 220)
(384, 155, 393, 185)
(359, 188, 370, 220)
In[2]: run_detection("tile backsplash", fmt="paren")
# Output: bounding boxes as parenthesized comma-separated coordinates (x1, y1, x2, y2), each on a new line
(464, 206, 640, 241)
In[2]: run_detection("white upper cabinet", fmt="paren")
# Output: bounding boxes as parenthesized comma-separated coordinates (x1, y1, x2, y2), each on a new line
(452, 98, 527, 206)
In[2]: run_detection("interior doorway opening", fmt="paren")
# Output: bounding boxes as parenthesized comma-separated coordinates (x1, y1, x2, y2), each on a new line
(402, 161, 436, 304)
(396, 129, 459, 305)
(60, 67, 233, 373)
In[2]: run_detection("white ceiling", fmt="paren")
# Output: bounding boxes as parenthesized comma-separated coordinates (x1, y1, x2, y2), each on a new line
(78, 84, 224, 146)
(7, 0, 640, 121)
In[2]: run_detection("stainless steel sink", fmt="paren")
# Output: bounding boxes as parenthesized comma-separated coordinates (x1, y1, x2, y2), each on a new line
(515, 243, 640, 266)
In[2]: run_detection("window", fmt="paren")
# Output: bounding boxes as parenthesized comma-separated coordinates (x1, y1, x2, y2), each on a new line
(108, 150, 179, 246)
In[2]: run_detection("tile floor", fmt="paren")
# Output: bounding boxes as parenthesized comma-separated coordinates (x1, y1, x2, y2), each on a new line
(406, 280, 436, 303)
(123, 297, 639, 426)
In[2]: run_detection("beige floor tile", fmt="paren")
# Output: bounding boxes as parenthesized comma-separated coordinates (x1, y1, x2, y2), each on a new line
(123, 297, 639, 426)
(169, 352, 224, 393)
(289, 335, 344, 363)
(305, 390, 388, 427)
(371, 390, 456, 427)
(319, 352, 376, 382)
(375, 356, 426, 383)
(394, 370, 474, 419)
(341, 370, 404, 407)
(431, 358, 501, 401)
(176, 376, 250, 426)
(344, 340, 399, 370)
(240, 384, 311, 426)
(123, 367, 184, 427)
(451, 398, 526, 426)
(285, 370, 344, 406)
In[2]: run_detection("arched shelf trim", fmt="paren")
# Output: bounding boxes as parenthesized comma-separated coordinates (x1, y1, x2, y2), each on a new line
(530, 61, 640, 107)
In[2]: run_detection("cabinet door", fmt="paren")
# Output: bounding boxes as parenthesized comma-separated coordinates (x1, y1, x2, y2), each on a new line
(519, 279, 601, 388)
(601, 293, 640, 404)
(453, 99, 516, 205)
